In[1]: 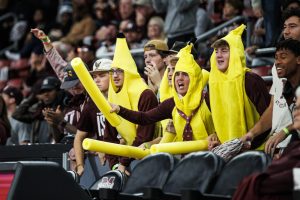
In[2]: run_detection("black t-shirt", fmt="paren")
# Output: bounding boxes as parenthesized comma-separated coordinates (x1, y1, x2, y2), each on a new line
(76, 98, 105, 140)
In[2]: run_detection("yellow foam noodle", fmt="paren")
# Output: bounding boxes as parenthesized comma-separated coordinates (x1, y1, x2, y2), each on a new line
(71, 57, 121, 127)
(82, 138, 150, 159)
(150, 140, 208, 154)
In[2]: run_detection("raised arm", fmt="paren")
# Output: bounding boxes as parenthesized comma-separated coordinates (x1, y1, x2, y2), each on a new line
(31, 28, 67, 81)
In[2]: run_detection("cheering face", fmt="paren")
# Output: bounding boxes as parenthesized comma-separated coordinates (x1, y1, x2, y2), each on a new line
(275, 49, 300, 78)
(110, 68, 124, 91)
(215, 46, 230, 72)
(167, 65, 175, 86)
(174, 71, 190, 97)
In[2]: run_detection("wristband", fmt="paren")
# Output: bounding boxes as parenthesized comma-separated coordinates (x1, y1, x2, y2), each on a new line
(282, 127, 290, 135)
(112, 163, 119, 170)
(41, 36, 51, 44)
(144, 142, 150, 149)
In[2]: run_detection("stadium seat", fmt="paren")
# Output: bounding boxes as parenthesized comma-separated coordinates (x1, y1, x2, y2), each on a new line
(96, 153, 177, 200)
(210, 151, 271, 196)
(91, 170, 128, 200)
(0, 161, 91, 200)
(182, 151, 271, 200)
(144, 151, 225, 200)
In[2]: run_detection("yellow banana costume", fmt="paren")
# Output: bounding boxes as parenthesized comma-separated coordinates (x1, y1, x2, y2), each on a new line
(159, 57, 211, 142)
(209, 24, 260, 144)
(108, 34, 150, 145)
(159, 66, 175, 142)
(170, 44, 214, 142)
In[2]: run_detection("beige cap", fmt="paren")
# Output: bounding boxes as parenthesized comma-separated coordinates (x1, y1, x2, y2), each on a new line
(144, 40, 169, 52)
(90, 58, 112, 74)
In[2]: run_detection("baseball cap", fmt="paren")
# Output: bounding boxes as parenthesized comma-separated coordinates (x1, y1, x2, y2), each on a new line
(132, 0, 151, 6)
(90, 58, 112, 74)
(144, 40, 169, 52)
(123, 21, 140, 33)
(60, 63, 80, 90)
(58, 4, 73, 15)
(168, 41, 198, 59)
(2, 86, 23, 105)
(40, 76, 61, 92)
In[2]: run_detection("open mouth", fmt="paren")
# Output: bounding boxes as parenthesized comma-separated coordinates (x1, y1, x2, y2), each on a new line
(178, 82, 184, 89)
(276, 67, 283, 74)
(217, 60, 224, 65)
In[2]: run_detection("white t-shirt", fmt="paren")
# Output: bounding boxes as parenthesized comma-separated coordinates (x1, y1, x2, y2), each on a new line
(269, 66, 293, 148)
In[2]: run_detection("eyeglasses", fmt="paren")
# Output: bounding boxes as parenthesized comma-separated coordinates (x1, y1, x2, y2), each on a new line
(109, 69, 124, 75)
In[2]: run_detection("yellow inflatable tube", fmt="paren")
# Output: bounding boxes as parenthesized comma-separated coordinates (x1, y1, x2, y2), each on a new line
(71, 57, 121, 127)
(150, 140, 208, 154)
(82, 138, 150, 159)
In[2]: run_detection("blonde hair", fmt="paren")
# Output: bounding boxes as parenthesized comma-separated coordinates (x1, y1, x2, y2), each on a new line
(148, 16, 164, 30)
(148, 16, 166, 40)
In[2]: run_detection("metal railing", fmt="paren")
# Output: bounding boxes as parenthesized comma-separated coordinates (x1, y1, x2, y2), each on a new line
(195, 16, 248, 44)
(97, 48, 144, 59)
(255, 47, 276, 56)
(0, 12, 18, 55)
(98, 15, 251, 58)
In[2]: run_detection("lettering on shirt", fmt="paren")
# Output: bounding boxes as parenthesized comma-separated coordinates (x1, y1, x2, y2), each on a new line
(96, 112, 106, 137)
(64, 110, 80, 135)
(275, 99, 286, 108)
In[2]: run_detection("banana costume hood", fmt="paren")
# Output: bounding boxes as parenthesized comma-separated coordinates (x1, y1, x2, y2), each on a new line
(108, 34, 149, 145)
(209, 24, 260, 143)
(170, 44, 214, 142)
(159, 64, 174, 142)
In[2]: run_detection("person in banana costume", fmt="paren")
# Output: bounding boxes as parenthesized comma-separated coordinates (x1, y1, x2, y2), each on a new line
(103, 33, 158, 175)
(110, 42, 215, 147)
(208, 24, 270, 150)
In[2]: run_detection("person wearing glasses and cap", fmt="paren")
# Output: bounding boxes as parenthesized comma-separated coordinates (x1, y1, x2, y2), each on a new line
(103, 33, 159, 175)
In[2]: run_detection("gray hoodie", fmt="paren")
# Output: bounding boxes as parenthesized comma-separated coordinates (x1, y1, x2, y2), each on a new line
(152, 0, 198, 38)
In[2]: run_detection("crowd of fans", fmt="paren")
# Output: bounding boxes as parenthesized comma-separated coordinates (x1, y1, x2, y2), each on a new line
(1, 0, 300, 199)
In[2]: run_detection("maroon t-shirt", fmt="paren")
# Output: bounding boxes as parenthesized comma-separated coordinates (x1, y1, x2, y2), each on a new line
(76, 98, 105, 140)
(245, 72, 270, 115)
(62, 93, 86, 135)
(104, 89, 158, 168)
